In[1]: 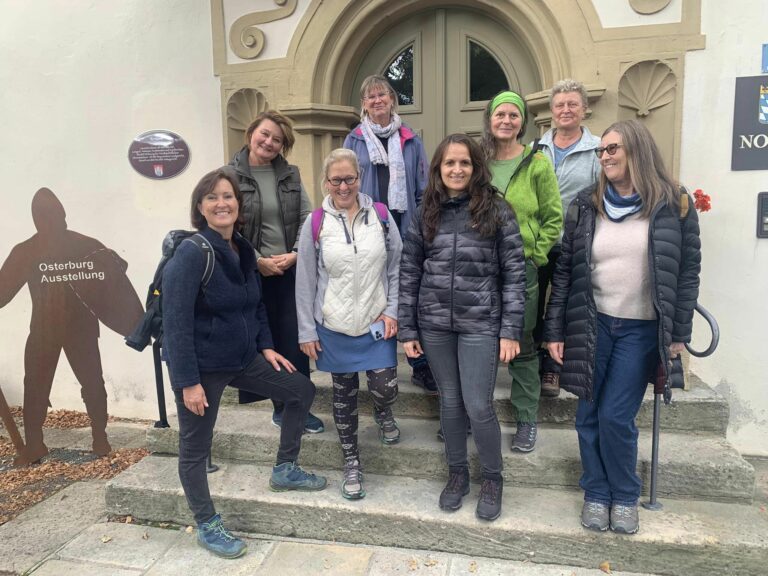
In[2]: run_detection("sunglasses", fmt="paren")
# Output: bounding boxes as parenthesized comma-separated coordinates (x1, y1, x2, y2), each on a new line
(594, 143, 624, 158)
(327, 176, 359, 187)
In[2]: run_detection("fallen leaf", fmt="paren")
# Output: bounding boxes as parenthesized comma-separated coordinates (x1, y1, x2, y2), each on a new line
(142, 531, 149, 540)
(159, 522, 170, 528)
(468, 560, 478, 573)
(100, 535, 112, 544)
(424, 558, 439, 567)
(408, 557, 419, 571)
(599, 561, 611, 574)
(185, 525, 194, 534)
(125, 515, 133, 524)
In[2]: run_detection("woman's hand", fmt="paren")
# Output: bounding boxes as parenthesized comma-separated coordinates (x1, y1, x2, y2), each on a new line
(272, 252, 298, 271)
(669, 342, 685, 358)
(499, 338, 520, 363)
(377, 313, 398, 339)
(403, 340, 423, 358)
(262, 348, 296, 373)
(257, 256, 284, 277)
(183, 384, 208, 416)
(300, 340, 322, 361)
(546, 342, 565, 365)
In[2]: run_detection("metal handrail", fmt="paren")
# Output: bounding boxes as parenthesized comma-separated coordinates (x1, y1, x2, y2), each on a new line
(685, 303, 720, 358)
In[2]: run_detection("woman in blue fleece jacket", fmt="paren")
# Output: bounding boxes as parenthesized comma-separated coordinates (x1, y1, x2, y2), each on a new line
(163, 167, 326, 559)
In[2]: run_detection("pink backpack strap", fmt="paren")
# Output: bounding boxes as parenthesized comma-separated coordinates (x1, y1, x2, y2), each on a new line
(311, 208, 324, 244)
(373, 202, 389, 225)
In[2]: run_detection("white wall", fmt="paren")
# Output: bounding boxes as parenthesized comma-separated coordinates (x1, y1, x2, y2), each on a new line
(0, 0, 223, 420)
(681, 0, 768, 456)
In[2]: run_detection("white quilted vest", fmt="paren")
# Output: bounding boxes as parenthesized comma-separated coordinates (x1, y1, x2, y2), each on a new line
(319, 205, 387, 336)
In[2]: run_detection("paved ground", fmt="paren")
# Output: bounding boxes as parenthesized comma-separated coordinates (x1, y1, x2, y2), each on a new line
(0, 423, 666, 576)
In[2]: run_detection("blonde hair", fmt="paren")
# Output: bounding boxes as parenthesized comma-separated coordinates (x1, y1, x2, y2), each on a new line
(319, 148, 360, 194)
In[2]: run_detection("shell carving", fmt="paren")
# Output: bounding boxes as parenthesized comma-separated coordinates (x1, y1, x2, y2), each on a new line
(227, 89, 268, 133)
(629, 0, 672, 15)
(230, 0, 297, 60)
(618, 61, 676, 117)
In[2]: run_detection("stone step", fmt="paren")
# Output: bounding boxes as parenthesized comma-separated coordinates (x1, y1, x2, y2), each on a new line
(148, 408, 755, 504)
(106, 455, 768, 576)
(221, 370, 729, 436)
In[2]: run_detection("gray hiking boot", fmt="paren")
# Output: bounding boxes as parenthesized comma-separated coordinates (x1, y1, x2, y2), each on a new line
(341, 458, 365, 500)
(610, 503, 639, 534)
(511, 422, 537, 452)
(581, 501, 610, 532)
(374, 407, 400, 445)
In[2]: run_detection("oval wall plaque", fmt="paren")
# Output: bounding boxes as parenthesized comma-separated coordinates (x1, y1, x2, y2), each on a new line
(128, 130, 190, 180)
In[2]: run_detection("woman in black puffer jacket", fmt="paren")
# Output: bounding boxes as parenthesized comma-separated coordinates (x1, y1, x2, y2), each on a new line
(543, 120, 701, 536)
(399, 133, 526, 521)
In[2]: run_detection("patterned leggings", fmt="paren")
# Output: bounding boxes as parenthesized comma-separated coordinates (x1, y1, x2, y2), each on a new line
(331, 367, 398, 460)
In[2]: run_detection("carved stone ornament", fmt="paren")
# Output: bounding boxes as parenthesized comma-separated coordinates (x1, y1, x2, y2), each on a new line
(618, 61, 676, 117)
(629, 0, 673, 15)
(229, 0, 297, 60)
(227, 89, 268, 133)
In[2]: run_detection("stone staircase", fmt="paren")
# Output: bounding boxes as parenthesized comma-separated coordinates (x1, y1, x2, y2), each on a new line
(106, 358, 768, 575)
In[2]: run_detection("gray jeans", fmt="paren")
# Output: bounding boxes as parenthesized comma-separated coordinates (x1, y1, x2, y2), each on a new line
(421, 330, 503, 478)
(173, 353, 315, 524)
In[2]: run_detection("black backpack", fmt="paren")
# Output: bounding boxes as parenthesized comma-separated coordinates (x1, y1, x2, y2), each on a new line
(125, 231, 215, 351)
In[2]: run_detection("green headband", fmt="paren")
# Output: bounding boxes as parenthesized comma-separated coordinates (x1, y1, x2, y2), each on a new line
(490, 91, 526, 119)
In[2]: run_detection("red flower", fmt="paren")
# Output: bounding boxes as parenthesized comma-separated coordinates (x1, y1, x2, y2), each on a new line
(693, 189, 711, 212)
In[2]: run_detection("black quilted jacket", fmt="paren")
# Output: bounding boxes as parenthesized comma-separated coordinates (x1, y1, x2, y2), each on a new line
(398, 194, 526, 341)
(543, 187, 701, 400)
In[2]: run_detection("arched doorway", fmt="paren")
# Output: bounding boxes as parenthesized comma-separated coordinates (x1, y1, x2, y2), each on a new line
(350, 7, 542, 155)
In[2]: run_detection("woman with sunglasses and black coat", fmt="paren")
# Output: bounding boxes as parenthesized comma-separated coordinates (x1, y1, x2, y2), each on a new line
(544, 119, 701, 536)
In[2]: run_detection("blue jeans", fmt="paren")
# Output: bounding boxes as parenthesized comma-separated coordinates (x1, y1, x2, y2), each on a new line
(421, 330, 502, 478)
(576, 313, 659, 506)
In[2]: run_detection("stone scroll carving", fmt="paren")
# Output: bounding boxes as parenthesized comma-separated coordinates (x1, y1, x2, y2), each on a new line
(229, 0, 298, 60)
(226, 89, 269, 157)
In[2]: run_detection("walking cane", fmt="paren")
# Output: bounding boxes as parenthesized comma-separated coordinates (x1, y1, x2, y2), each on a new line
(0, 385, 31, 466)
(643, 303, 719, 511)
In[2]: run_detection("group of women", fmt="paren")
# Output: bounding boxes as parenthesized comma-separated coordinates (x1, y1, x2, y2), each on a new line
(162, 75, 701, 559)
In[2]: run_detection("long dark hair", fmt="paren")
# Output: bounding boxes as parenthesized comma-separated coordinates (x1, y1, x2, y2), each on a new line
(422, 133, 503, 243)
(595, 119, 679, 217)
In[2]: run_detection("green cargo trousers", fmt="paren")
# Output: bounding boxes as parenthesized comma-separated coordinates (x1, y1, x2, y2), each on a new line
(508, 260, 540, 423)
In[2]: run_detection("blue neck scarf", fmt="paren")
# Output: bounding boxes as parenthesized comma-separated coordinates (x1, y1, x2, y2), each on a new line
(603, 183, 642, 222)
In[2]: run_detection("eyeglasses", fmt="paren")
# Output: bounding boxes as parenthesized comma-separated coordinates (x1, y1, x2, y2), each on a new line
(327, 176, 358, 187)
(594, 143, 624, 157)
(363, 92, 390, 101)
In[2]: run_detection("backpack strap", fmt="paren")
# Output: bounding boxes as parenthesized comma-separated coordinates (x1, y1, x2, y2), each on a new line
(679, 190, 690, 220)
(311, 207, 325, 245)
(373, 202, 389, 233)
(183, 234, 215, 288)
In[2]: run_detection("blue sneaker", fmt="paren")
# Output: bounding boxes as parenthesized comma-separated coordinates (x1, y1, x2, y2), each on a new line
(271, 410, 325, 434)
(197, 514, 247, 559)
(270, 461, 328, 492)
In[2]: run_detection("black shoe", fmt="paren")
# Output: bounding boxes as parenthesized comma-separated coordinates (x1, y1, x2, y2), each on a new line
(439, 467, 470, 511)
(411, 364, 438, 395)
(476, 477, 503, 521)
(510, 422, 537, 452)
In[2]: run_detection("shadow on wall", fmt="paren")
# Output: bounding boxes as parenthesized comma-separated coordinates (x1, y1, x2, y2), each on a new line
(0, 187, 143, 465)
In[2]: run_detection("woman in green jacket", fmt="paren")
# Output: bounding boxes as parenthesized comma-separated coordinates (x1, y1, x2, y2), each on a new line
(481, 90, 562, 452)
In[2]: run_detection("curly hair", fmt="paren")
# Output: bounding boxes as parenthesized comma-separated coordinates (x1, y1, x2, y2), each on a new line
(422, 133, 504, 243)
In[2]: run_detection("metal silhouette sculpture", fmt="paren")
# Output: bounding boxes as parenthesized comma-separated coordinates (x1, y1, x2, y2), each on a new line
(0, 188, 143, 464)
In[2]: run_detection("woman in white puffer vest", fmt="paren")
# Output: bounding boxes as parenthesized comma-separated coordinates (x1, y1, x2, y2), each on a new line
(295, 148, 403, 501)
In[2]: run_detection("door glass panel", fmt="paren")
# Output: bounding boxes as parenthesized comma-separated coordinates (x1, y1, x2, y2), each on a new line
(469, 40, 508, 102)
(385, 45, 414, 105)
